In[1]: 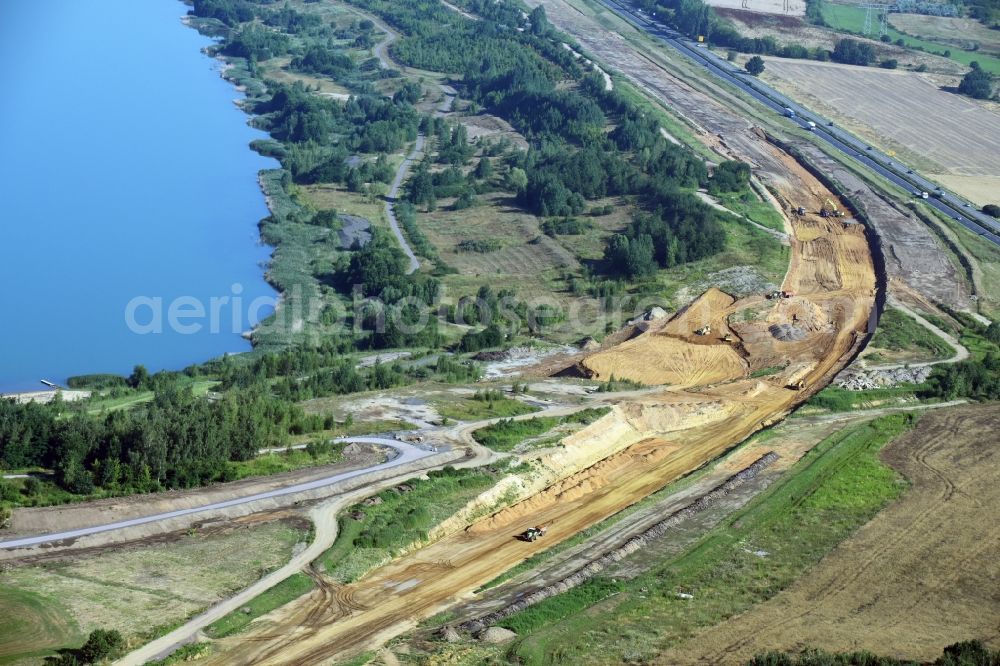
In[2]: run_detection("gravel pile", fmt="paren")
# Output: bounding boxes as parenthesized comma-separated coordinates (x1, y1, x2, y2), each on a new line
(769, 323, 807, 341)
(836, 366, 932, 390)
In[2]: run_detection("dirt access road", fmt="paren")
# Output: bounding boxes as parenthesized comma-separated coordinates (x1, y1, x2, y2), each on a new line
(660, 402, 1000, 663)
(183, 0, 880, 660)
(200, 40, 876, 666)
(369, 14, 456, 274)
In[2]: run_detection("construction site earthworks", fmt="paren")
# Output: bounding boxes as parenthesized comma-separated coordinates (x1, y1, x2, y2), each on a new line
(195, 23, 879, 666)
(17, 0, 1000, 663)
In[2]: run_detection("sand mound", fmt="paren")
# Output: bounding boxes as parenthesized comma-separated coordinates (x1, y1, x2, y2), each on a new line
(439, 626, 461, 643)
(581, 335, 746, 386)
(478, 627, 517, 643)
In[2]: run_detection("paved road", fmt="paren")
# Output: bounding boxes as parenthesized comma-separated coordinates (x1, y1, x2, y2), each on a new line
(599, 0, 1000, 246)
(0, 438, 435, 550)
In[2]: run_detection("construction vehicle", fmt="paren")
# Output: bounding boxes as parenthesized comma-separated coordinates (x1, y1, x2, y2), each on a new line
(518, 526, 548, 542)
(788, 380, 806, 390)
(695, 325, 711, 336)
(722, 333, 734, 343)
(819, 198, 844, 218)
(796, 206, 806, 215)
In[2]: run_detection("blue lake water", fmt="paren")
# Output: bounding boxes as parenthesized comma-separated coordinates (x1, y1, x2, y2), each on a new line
(0, 1, 277, 392)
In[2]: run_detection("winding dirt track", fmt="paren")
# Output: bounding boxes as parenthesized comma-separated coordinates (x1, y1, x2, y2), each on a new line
(196, 2, 879, 663)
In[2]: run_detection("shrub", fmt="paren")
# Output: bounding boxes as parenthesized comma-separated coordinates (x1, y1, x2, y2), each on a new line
(745, 55, 766, 76)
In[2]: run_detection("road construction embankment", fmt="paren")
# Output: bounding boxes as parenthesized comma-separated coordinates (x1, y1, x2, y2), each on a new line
(460, 451, 780, 633)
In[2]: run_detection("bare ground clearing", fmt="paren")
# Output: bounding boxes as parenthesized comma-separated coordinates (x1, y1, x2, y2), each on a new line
(660, 403, 1000, 663)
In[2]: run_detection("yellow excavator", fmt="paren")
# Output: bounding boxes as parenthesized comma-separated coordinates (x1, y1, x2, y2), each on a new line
(820, 198, 845, 218)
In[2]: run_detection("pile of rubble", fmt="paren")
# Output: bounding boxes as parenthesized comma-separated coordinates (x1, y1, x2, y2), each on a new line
(836, 365, 933, 390)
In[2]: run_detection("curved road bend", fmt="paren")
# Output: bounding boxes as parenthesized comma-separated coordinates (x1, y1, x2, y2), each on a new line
(0, 438, 435, 550)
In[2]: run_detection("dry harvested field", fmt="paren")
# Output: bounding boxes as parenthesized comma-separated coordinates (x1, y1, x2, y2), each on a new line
(761, 59, 1000, 205)
(717, 9, 966, 75)
(704, 0, 805, 18)
(660, 403, 1000, 663)
(889, 14, 1000, 55)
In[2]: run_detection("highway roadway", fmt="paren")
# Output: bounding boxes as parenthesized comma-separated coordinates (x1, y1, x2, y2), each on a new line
(0, 437, 436, 550)
(599, 0, 1000, 245)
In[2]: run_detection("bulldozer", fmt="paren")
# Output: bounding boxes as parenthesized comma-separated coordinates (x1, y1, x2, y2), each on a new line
(518, 526, 548, 542)
(694, 325, 711, 336)
(788, 379, 806, 390)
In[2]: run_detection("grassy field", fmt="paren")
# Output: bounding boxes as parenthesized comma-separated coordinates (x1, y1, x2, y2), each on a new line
(471, 407, 610, 452)
(435, 393, 540, 422)
(889, 13, 1000, 56)
(0, 587, 81, 665)
(316, 466, 505, 583)
(802, 384, 926, 412)
(655, 215, 789, 304)
(715, 190, 787, 233)
(494, 414, 914, 664)
(868, 307, 954, 361)
(0, 521, 307, 664)
(204, 573, 316, 639)
(821, 2, 1000, 74)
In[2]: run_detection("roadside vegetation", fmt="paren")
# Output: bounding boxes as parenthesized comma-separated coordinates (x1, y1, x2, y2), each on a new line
(317, 463, 524, 582)
(869, 307, 954, 360)
(748, 640, 1000, 666)
(471, 407, 610, 452)
(205, 572, 315, 638)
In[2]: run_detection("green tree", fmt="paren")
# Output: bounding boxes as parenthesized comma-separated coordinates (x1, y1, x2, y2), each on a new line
(127, 365, 149, 390)
(79, 628, 125, 663)
(506, 167, 528, 193)
(745, 55, 766, 76)
(982, 203, 1000, 218)
(959, 67, 993, 99)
